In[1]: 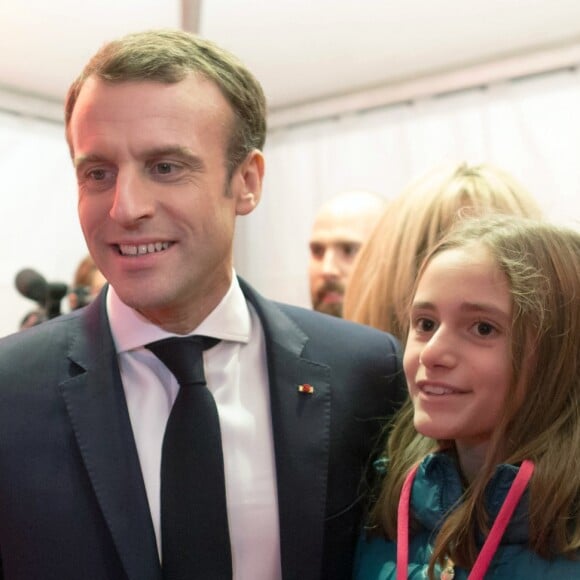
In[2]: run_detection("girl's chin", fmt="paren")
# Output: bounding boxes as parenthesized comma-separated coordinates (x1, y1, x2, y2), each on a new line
(413, 417, 455, 441)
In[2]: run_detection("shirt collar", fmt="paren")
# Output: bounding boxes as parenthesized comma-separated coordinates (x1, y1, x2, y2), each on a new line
(107, 272, 251, 354)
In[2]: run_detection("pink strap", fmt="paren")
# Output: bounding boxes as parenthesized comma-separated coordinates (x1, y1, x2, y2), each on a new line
(396, 459, 535, 580)
(396, 463, 419, 580)
(469, 459, 534, 579)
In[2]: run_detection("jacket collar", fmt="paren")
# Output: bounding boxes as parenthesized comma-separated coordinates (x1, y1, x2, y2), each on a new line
(412, 452, 530, 544)
(62, 290, 162, 580)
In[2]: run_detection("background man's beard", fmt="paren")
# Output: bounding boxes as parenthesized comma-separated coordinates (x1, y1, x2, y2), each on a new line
(314, 301, 343, 317)
(312, 280, 345, 318)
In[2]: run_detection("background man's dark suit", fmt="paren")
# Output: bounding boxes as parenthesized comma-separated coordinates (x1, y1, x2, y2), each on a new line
(0, 279, 405, 580)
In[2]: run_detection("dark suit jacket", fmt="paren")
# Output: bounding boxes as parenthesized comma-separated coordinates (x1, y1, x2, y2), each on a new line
(0, 279, 405, 580)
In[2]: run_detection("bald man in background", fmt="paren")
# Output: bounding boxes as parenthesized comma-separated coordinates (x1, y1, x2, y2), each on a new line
(309, 191, 386, 317)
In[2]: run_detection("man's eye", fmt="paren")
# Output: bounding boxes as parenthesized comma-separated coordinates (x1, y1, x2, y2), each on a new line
(87, 168, 107, 181)
(341, 244, 360, 258)
(154, 162, 174, 174)
(310, 245, 325, 259)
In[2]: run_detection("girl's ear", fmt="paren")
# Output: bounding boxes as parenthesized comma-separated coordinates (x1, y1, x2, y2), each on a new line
(233, 150, 264, 216)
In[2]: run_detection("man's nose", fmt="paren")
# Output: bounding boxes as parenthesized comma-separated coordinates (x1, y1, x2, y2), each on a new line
(321, 249, 341, 277)
(109, 169, 155, 225)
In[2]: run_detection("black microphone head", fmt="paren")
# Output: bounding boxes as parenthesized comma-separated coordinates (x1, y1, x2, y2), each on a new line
(15, 268, 48, 304)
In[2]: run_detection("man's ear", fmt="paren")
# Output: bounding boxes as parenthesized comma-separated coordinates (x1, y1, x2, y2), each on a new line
(233, 150, 264, 216)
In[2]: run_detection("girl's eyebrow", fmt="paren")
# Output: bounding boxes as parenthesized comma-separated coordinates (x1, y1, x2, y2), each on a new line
(460, 302, 510, 321)
(410, 301, 510, 321)
(410, 301, 435, 311)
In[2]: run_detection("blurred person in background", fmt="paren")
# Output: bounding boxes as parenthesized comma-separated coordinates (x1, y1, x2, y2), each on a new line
(309, 190, 386, 317)
(68, 254, 107, 310)
(19, 309, 46, 330)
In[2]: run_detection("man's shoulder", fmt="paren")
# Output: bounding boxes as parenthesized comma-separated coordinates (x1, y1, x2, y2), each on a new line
(277, 301, 392, 342)
(0, 308, 83, 362)
(272, 302, 403, 377)
(240, 277, 397, 343)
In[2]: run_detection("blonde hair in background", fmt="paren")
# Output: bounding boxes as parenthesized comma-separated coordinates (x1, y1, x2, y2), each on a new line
(372, 216, 580, 578)
(343, 162, 542, 339)
(72, 255, 99, 288)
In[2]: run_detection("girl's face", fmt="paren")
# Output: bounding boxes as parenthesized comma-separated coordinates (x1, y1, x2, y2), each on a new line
(403, 244, 513, 453)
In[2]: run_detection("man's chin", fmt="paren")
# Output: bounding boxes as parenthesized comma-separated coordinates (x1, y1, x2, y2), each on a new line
(113, 284, 165, 315)
(313, 301, 343, 318)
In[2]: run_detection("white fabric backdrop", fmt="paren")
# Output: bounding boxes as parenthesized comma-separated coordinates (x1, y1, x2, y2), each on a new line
(1, 67, 579, 336)
(0, 113, 86, 336)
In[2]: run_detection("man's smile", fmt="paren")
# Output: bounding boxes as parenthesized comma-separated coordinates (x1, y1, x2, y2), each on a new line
(117, 241, 173, 256)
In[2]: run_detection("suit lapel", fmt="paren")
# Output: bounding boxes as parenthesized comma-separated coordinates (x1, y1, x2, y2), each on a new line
(60, 293, 161, 580)
(240, 279, 331, 580)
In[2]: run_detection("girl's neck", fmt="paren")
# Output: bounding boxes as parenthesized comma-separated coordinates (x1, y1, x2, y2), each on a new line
(454, 439, 489, 483)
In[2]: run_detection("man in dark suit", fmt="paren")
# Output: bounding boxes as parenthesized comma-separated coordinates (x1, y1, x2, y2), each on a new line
(0, 30, 405, 579)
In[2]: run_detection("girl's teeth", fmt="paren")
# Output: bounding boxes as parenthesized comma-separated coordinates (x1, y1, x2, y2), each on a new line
(423, 385, 452, 395)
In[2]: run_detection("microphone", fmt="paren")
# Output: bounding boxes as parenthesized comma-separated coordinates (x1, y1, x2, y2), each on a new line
(45, 282, 69, 319)
(15, 268, 48, 304)
(14, 268, 69, 319)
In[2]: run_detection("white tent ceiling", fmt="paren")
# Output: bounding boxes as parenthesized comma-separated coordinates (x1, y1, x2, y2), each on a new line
(1, 0, 580, 123)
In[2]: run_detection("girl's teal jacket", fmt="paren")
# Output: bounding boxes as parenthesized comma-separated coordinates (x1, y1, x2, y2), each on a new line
(354, 452, 579, 579)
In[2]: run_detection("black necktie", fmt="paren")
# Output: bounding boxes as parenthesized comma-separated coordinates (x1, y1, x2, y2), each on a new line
(146, 336, 232, 580)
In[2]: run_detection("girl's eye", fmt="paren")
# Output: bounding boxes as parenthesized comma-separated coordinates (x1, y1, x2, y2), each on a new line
(415, 317, 436, 333)
(473, 321, 496, 337)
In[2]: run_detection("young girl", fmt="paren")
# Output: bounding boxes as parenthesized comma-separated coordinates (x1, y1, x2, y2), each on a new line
(355, 215, 580, 579)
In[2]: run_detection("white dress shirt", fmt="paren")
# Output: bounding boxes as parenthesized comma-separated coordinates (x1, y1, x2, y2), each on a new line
(107, 275, 282, 580)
